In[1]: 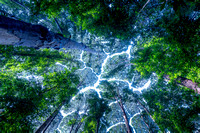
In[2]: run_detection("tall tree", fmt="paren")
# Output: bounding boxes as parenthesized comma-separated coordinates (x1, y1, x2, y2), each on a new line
(0, 15, 98, 53)
(0, 44, 79, 132)
(35, 98, 67, 133)
(142, 80, 200, 132)
(101, 80, 133, 133)
(83, 92, 110, 133)
(132, 35, 200, 93)
(0, 72, 42, 132)
(28, 0, 150, 40)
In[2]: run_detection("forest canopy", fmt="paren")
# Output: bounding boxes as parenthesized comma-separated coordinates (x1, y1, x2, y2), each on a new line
(0, 0, 199, 132)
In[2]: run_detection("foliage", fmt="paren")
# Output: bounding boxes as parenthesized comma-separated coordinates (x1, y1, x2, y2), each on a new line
(132, 34, 199, 84)
(142, 80, 200, 132)
(83, 92, 110, 132)
(29, 0, 67, 18)
(0, 71, 42, 132)
(0, 45, 74, 73)
(0, 46, 79, 132)
(28, 0, 147, 40)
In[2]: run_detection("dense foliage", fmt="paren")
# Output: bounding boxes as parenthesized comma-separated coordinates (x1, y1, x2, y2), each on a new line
(143, 80, 200, 132)
(0, 46, 79, 132)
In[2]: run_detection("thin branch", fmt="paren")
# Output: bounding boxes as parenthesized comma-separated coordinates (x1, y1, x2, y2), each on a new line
(54, 18, 63, 34)
(11, 0, 30, 11)
(139, 0, 151, 13)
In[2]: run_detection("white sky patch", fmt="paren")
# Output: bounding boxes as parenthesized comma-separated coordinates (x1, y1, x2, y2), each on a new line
(78, 51, 87, 71)
(109, 4, 112, 8)
(101, 41, 110, 44)
(56, 62, 69, 70)
(132, 80, 151, 93)
(79, 110, 85, 115)
(73, 44, 150, 99)
(18, 75, 43, 81)
(142, 98, 147, 104)
(60, 110, 75, 117)
(106, 122, 125, 132)
(109, 101, 118, 106)
(130, 41, 134, 44)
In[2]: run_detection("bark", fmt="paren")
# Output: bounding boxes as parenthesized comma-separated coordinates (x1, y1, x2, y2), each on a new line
(35, 99, 67, 133)
(0, 10, 18, 20)
(163, 75, 200, 94)
(0, 15, 100, 54)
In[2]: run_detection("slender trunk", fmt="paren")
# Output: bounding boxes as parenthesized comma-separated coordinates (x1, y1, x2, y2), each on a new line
(74, 121, 83, 133)
(74, 107, 88, 133)
(95, 118, 100, 133)
(137, 101, 155, 123)
(163, 75, 200, 94)
(115, 96, 132, 133)
(35, 99, 67, 133)
(115, 89, 132, 133)
(137, 100, 160, 132)
(69, 124, 75, 133)
(0, 15, 100, 53)
(140, 115, 151, 133)
(54, 18, 63, 34)
(11, 0, 30, 11)
(139, 0, 150, 13)
(69, 111, 79, 133)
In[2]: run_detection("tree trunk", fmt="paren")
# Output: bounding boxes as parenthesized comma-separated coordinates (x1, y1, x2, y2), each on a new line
(95, 118, 100, 133)
(35, 99, 67, 133)
(137, 101, 155, 123)
(0, 15, 99, 53)
(69, 111, 80, 133)
(140, 115, 151, 133)
(137, 100, 160, 132)
(163, 75, 200, 94)
(116, 97, 132, 133)
(74, 121, 83, 133)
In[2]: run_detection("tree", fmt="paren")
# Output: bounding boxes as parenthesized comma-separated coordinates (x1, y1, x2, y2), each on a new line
(35, 98, 67, 133)
(0, 72, 42, 132)
(142, 80, 200, 132)
(0, 15, 98, 53)
(28, 0, 152, 40)
(0, 44, 79, 132)
(133, 93, 160, 133)
(132, 35, 200, 93)
(83, 92, 110, 133)
(101, 80, 133, 133)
